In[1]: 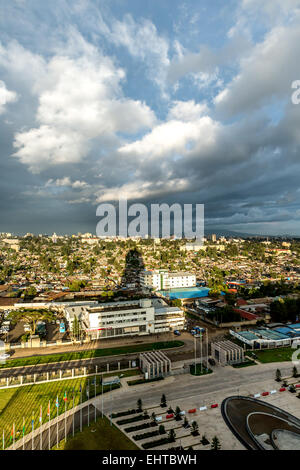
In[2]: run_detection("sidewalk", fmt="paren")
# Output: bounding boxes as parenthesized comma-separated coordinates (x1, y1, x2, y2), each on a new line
(7, 332, 181, 359)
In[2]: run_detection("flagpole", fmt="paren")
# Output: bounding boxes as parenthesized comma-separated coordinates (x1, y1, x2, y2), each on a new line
(110, 383, 112, 426)
(206, 329, 209, 363)
(65, 396, 67, 443)
(94, 378, 97, 423)
(40, 406, 42, 450)
(101, 379, 103, 418)
(48, 401, 50, 451)
(32, 414, 34, 450)
(72, 389, 75, 438)
(87, 379, 90, 427)
(80, 386, 82, 432)
(200, 332, 203, 374)
(56, 396, 59, 449)
(23, 417, 25, 450)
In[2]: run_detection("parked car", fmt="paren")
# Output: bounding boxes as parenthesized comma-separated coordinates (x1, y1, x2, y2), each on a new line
(173, 330, 181, 336)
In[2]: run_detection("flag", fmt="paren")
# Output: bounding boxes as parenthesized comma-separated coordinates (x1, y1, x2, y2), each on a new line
(79, 384, 82, 393)
(31, 414, 34, 431)
(47, 401, 50, 417)
(9, 425, 13, 441)
(55, 396, 59, 408)
(22, 418, 25, 437)
(63, 391, 67, 402)
(39, 406, 42, 423)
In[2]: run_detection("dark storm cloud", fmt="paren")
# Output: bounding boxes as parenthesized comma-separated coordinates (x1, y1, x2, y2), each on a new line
(0, 0, 300, 235)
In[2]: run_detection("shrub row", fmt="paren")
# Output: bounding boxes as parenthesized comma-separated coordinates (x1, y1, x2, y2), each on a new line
(111, 409, 137, 419)
(127, 376, 164, 386)
(124, 421, 157, 433)
(117, 413, 149, 425)
(142, 437, 171, 449)
(133, 429, 162, 441)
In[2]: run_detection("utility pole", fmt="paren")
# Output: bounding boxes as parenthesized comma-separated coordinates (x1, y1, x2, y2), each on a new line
(200, 332, 203, 374)
(194, 335, 197, 373)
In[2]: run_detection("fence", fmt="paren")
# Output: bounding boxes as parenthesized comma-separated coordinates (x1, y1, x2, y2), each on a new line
(0, 360, 138, 389)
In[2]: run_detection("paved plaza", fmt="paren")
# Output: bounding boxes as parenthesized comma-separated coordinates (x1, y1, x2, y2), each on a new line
(100, 361, 300, 450)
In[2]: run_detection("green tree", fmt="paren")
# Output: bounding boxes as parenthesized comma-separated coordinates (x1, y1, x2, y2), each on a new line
(211, 436, 221, 450)
(183, 416, 189, 428)
(293, 366, 298, 378)
(137, 398, 142, 412)
(275, 369, 282, 382)
(191, 420, 199, 436)
(160, 394, 167, 407)
(158, 424, 165, 435)
(8, 309, 55, 336)
(168, 428, 176, 443)
(175, 406, 182, 421)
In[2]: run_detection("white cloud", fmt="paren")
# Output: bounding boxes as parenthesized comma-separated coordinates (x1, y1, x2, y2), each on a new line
(118, 116, 219, 159)
(168, 100, 208, 121)
(96, 178, 190, 202)
(107, 14, 170, 95)
(10, 34, 156, 172)
(241, 0, 300, 22)
(46, 177, 88, 188)
(214, 19, 300, 116)
(0, 80, 18, 114)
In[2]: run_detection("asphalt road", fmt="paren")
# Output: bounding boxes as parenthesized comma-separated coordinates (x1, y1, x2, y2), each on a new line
(0, 333, 202, 379)
(100, 362, 296, 414)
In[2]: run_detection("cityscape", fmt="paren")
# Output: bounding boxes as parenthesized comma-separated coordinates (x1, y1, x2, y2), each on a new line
(1, 0, 300, 459)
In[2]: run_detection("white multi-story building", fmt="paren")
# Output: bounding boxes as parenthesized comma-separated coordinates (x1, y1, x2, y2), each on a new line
(140, 270, 196, 290)
(84, 298, 185, 339)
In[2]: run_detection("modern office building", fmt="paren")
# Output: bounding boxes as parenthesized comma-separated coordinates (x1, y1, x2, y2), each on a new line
(84, 298, 185, 339)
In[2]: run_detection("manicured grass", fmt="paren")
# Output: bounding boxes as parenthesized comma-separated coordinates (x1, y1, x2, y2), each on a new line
(189, 364, 212, 376)
(0, 375, 120, 449)
(54, 415, 138, 450)
(0, 341, 184, 369)
(247, 347, 298, 363)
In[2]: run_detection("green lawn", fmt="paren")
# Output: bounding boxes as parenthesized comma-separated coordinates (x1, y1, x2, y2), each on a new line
(0, 375, 122, 449)
(0, 341, 184, 370)
(247, 347, 298, 363)
(54, 416, 138, 450)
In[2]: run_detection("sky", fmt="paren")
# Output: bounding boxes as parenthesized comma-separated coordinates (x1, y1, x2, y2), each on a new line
(1, 0, 300, 236)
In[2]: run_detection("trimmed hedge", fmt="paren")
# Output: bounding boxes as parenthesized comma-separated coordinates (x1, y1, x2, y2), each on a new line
(117, 413, 149, 425)
(128, 376, 164, 386)
(111, 409, 137, 419)
(142, 437, 171, 449)
(133, 429, 164, 441)
(125, 421, 157, 433)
